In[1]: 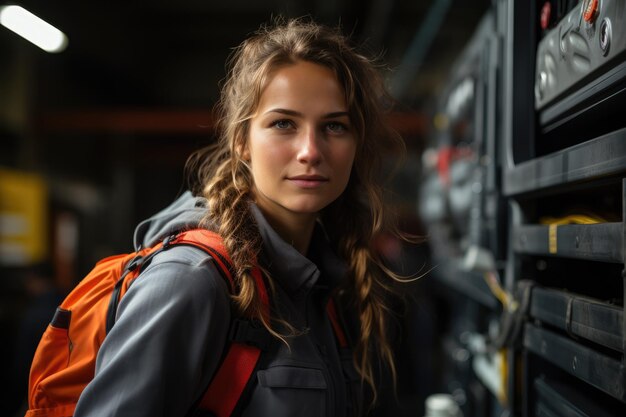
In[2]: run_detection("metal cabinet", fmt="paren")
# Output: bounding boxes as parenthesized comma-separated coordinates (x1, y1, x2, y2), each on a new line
(502, 0, 626, 415)
(420, 1, 626, 415)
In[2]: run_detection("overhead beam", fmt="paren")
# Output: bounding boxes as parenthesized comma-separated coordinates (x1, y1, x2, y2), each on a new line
(38, 109, 216, 135)
(37, 108, 428, 139)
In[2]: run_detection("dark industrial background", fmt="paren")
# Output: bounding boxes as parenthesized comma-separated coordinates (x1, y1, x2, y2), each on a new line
(8, 2, 626, 417)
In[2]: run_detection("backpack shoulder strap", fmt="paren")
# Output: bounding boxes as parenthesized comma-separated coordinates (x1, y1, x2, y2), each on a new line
(173, 229, 269, 417)
(173, 229, 270, 312)
(326, 297, 349, 349)
(106, 235, 179, 333)
(171, 229, 236, 290)
(197, 265, 268, 417)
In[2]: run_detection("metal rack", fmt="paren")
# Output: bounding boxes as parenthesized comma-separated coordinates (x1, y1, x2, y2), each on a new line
(513, 222, 623, 263)
(418, 1, 626, 415)
(504, 128, 626, 196)
(501, 0, 626, 415)
(532, 377, 619, 417)
(529, 286, 623, 352)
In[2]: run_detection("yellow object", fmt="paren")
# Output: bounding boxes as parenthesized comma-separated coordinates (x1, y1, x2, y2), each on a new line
(484, 271, 517, 311)
(549, 224, 557, 254)
(0, 167, 48, 265)
(540, 213, 607, 255)
(498, 349, 508, 405)
(539, 214, 606, 225)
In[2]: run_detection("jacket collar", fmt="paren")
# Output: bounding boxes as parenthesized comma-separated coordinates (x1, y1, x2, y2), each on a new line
(250, 204, 347, 295)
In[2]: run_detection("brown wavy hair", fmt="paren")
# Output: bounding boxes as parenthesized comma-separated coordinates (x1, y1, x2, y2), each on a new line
(186, 17, 408, 405)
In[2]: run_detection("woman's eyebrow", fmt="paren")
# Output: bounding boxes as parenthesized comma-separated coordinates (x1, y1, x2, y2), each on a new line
(264, 108, 301, 117)
(323, 111, 350, 119)
(264, 108, 349, 119)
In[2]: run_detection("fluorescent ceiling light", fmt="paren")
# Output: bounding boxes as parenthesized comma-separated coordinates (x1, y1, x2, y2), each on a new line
(0, 5, 68, 53)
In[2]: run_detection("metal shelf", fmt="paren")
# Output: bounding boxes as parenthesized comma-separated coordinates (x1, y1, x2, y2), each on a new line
(503, 128, 626, 196)
(539, 61, 626, 127)
(534, 378, 622, 417)
(529, 287, 623, 352)
(524, 324, 626, 402)
(512, 222, 624, 263)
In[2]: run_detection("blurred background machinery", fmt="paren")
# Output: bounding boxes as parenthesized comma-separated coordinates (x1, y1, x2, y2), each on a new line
(419, 1, 626, 416)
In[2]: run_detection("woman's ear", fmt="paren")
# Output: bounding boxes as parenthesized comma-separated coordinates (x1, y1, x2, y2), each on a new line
(235, 140, 251, 162)
(241, 145, 251, 161)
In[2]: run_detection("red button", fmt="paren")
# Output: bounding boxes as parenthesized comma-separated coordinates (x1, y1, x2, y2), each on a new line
(540, 2, 552, 30)
(583, 0, 599, 23)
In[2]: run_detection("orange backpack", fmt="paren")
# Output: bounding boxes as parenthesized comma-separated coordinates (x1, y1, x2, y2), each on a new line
(26, 229, 270, 417)
(26, 229, 348, 417)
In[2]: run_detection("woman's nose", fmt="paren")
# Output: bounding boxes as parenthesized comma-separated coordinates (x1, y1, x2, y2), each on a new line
(296, 127, 322, 165)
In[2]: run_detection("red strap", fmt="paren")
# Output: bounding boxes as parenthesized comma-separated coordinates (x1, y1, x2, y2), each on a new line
(251, 266, 270, 319)
(326, 298, 348, 349)
(198, 342, 261, 416)
(198, 268, 268, 417)
(174, 229, 267, 417)
(174, 230, 235, 289)
(177, 229, 269, 314)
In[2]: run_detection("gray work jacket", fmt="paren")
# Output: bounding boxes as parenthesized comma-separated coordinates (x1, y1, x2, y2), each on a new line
(74, 194, 362, 417)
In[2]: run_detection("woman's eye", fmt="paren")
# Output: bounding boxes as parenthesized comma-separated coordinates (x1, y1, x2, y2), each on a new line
(326, 121, 348, 134)
(272, 119, 293, 130)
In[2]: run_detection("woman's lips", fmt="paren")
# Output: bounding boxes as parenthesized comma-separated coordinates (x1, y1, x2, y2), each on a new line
(288, 175, 329, 188)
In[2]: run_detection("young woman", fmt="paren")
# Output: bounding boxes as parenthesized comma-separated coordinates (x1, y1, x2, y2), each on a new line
(74, 18, 410, 417)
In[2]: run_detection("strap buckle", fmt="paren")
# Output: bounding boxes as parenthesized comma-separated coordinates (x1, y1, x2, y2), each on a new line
(228, 318, 273, 350)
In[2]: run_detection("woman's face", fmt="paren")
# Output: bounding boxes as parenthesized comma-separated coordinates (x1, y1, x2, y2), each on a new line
(246, 60, 357, 225)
